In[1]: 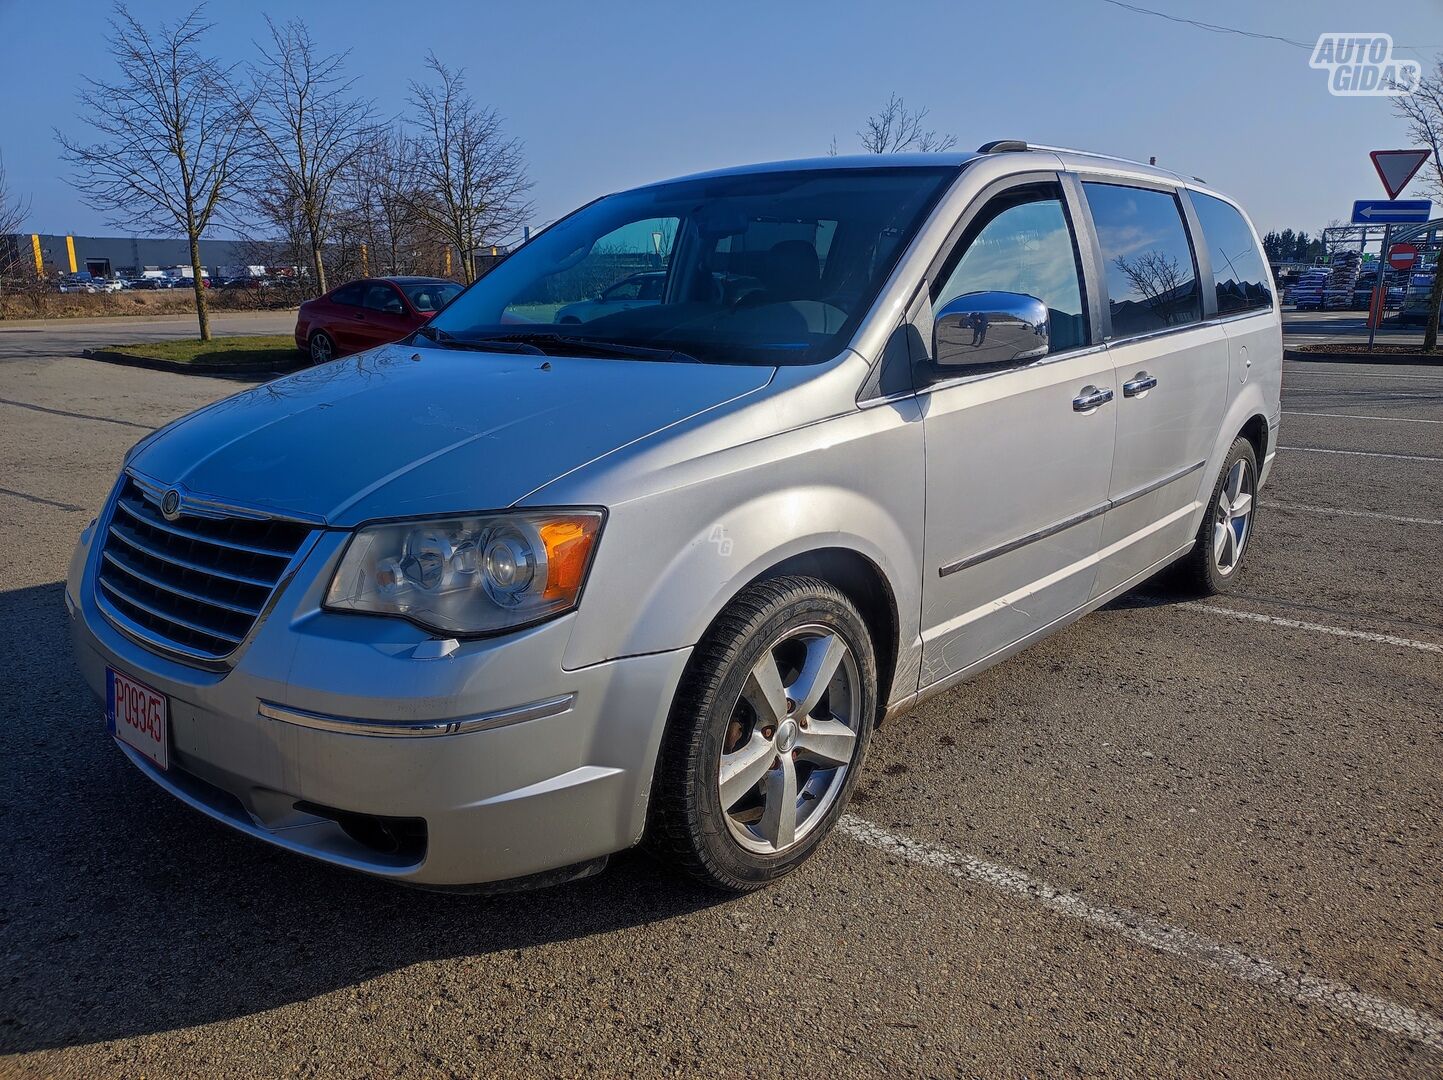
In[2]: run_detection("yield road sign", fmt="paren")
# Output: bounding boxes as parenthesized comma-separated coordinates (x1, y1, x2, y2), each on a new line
(1389, 243, 1418, 271)
(1370, 149, 1431, 199)
(1351, 199, 1432, 224)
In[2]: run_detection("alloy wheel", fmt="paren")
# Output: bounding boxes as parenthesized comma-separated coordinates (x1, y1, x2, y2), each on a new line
(718, 624, 861, 854)
(1213, 458, 1254, 576)
(310, 333, 334, 364)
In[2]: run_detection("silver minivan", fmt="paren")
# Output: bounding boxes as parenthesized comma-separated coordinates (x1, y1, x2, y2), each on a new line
(68, 143, 1281, 892)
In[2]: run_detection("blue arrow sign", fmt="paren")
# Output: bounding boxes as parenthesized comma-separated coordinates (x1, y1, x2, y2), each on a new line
(1351, 199, 1432, 224)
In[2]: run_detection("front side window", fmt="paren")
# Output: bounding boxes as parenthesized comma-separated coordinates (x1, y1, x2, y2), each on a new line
(429, 167, 957, 365)
(1192, 193, 1274, 316)
(602, 275, 651, 301)
(933, 184, 1088, 352)
(1084, 182, 1201, 337)
(363, 283, 405, 314)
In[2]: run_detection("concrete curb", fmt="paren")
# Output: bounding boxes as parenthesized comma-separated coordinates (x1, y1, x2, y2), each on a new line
(82, 347, 305, 376)
(1, 308, 298, 329)
(1285, 347, 1443, 366)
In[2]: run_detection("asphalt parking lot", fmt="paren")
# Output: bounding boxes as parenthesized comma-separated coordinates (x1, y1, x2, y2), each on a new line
(1, 317, 1440, 1078)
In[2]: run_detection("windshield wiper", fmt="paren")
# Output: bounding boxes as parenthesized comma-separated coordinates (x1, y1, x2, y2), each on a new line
(476, 332, 701, 364)
(415, 325, 545, 354)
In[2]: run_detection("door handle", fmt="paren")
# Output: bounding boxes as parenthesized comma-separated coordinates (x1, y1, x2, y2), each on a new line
(1072, 385, 1114, 413)
(1123, 372, 1158, 398)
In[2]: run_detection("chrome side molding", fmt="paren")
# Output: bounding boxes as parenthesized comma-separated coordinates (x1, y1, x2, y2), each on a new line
(939, 460, 1206, 576)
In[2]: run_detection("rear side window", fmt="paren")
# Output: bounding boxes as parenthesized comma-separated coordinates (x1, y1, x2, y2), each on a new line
(1192, 193, 1274, 316)
(331, 283, 365, 306)
(1084, 182, 1201, 337)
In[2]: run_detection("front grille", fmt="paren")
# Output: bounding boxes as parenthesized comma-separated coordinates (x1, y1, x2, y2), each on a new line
(96, 477, 312, 660)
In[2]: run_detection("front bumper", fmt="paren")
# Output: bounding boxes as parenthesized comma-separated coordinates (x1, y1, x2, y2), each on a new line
(66, 515, 691, 887)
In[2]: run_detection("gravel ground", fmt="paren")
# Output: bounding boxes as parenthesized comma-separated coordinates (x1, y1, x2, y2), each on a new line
(0, 319, 1439, 1078)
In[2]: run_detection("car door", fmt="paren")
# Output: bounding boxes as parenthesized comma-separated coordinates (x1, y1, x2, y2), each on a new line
(917, 177, 1116, 687)
(1080, 180, 1229, 598)
(360, 282, 415, 347)
(326, 282, 369, 352)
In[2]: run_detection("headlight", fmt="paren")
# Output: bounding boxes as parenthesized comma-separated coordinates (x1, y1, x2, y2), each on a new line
(325, 509, 604, 635)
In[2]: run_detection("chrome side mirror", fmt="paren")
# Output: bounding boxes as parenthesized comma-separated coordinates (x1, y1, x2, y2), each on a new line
(932, 291, 1050, 369)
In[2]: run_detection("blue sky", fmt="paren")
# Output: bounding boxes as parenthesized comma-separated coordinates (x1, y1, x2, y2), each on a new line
(2, 0, 1440, 240)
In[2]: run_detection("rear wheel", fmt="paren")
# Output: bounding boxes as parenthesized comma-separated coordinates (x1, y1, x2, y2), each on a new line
(1169, 437, 1258, 595)
(308, 330, 336, 365)
(648, 576, 876, 891)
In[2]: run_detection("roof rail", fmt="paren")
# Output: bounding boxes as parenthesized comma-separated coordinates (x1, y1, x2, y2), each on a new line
(976, 139, 1028, 154)
(975, 140, 1203, 184)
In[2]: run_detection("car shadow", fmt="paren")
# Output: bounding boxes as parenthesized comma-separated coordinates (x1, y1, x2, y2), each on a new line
(0, 581, 725, 1053)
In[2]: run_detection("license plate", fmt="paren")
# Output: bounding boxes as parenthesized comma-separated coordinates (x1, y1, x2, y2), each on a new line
(106, 667, 168, 771)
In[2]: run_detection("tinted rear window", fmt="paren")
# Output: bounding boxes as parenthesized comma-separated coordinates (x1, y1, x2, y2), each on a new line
(1084, 182, 1202, 337)
(1192, 193, 1274, 316)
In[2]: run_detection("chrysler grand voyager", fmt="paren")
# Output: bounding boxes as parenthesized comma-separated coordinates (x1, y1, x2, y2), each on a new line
(68, 143, 1281, 892)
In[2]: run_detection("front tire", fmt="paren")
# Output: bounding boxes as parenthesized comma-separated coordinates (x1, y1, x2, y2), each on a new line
(648, 576, 877, 892)
(1170, 436, 1258, 595)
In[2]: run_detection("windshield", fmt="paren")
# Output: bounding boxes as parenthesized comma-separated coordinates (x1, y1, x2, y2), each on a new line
(429, 166, 957, 365)
(403, 281, 463, 311)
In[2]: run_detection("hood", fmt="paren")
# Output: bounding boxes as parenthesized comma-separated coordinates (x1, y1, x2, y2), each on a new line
(129, 343, 774, 526)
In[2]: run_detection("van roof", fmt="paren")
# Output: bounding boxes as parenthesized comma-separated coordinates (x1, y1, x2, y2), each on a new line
(655, 143, 1217, 198)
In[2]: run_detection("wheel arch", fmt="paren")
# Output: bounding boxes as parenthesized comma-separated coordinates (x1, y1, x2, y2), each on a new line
(1238, 412, 1269, 464)
(741, 547, 900, 724)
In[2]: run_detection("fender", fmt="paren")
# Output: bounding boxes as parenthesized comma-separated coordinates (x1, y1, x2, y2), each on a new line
(552, 398, 927, 676)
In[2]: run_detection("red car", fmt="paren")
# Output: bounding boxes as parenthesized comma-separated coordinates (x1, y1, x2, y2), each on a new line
(294, 276, 464, 364)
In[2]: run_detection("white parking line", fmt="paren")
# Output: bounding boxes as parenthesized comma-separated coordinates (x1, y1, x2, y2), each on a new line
(1283, 370, 1443, 382)
(839, 815, 1443, 1053)
(1267, 500, 1443, 527)
(1280, 445, 1443, 463)
(1284, 410, 1443, 426)
(1282, 393, 1440, 405)
(1178, 602, 1443, 653)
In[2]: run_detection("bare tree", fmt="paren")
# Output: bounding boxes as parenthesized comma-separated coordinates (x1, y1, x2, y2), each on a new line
(1391, 57, 1443, 350)
(242, 17, 377, 297)
(339, 128, 427, 276)
(406, 55, 531, 284)
(56, 5, 251, 340)
(0, 153, 32, 289)
(855, 93, 957, 154)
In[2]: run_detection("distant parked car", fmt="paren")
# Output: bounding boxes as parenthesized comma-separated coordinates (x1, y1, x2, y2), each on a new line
(294, 276, 464, 363)
(1396, 298, 1440, 328)
(128, 277, 164, 290)
(59, 272, 99, 294)
(555, 271, 666, 324)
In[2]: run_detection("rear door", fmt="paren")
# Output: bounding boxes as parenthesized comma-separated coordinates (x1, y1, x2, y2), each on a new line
(917, 176, 1116, 686)
(1081, 180, 1229, 597)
